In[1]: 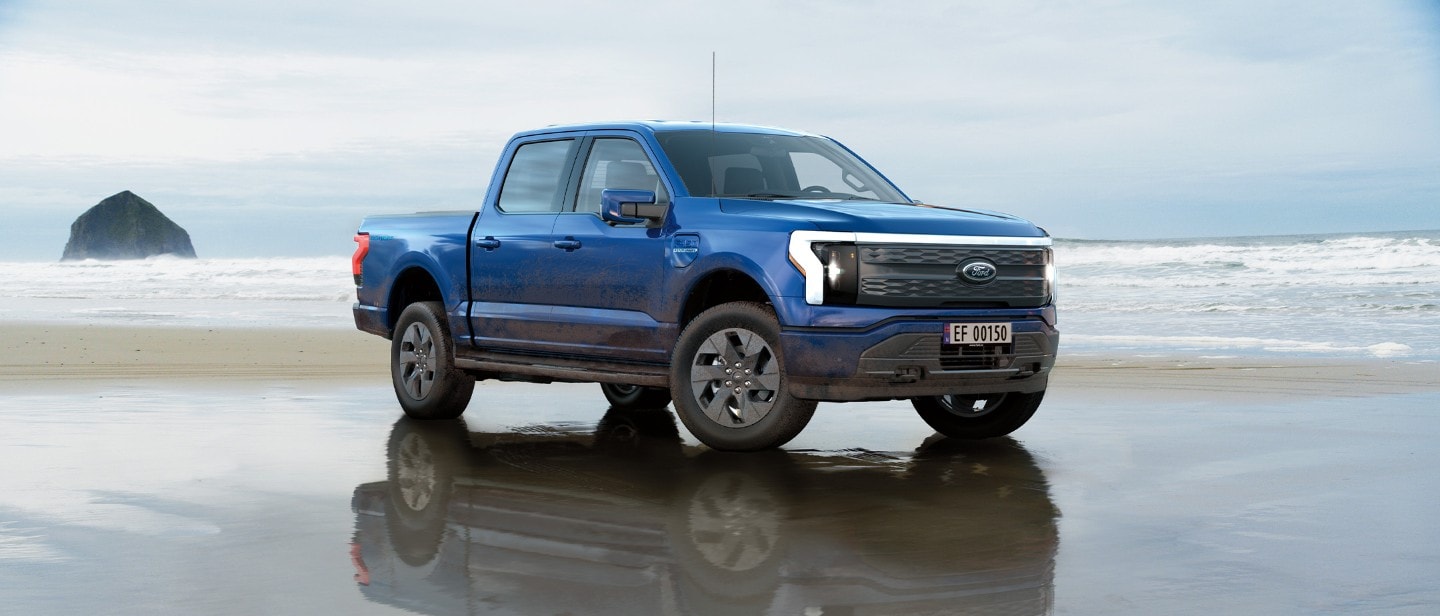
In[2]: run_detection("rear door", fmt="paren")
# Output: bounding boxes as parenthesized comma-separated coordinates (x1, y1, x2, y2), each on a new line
(467, 136, 580, 352)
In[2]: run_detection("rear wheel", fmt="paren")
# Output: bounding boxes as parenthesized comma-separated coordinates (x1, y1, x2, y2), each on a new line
(670, 302, 816, 451)
(911, 391, 1044, 439)
(600, 383, 672, 410)
(391, 301, 475, 420)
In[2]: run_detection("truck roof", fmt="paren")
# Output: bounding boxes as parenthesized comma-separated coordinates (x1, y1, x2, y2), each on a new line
(516, 120, 815, 139)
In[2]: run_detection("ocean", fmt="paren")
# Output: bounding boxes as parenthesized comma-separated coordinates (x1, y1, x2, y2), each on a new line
(1057, 231, 1439, 360)
(3, 230, 1437, 360)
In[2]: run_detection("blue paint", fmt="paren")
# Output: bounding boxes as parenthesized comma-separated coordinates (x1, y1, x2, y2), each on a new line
(353, 121, 1058, 400)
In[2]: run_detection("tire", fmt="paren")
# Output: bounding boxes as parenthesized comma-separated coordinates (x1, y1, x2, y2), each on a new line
(391, 301, 475, 420)
(600, 382, 672, 410)
(911, 391, 1045, 439)
(670, 302, 816, 451)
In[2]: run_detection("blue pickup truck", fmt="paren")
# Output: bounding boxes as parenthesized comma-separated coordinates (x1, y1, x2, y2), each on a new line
(352, 121, 1057, 451)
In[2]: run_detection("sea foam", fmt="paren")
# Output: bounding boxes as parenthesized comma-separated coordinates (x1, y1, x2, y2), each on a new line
(2, 231, 1436, 358)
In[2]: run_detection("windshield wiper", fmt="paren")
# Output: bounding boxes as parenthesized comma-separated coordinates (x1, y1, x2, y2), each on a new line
(721, 192, 880, 202)
(722, 192, 799, 200)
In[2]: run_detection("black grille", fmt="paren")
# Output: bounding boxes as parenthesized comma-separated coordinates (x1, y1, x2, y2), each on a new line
(856, 244, 1050, 308)
(881, 333, 1051, 371)
(862, 246, 1046, 266)
(893, 336, 1010, 369)
(861, 279, 1045, 299)
(939, 345, 1008, 370)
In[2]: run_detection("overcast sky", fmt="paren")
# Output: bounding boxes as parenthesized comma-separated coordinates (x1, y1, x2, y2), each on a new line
(2, 0, 1437, 259)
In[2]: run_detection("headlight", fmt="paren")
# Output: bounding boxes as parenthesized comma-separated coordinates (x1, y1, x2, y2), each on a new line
(815, 243, 858, 304)
(788, 231, 857, 305)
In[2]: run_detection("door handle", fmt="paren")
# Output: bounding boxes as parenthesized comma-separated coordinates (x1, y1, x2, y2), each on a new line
(474, 237, 501, 250)
(552, 239, 582, 251)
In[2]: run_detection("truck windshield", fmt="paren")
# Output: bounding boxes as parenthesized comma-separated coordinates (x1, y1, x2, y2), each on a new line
(655, 130, 909, 203)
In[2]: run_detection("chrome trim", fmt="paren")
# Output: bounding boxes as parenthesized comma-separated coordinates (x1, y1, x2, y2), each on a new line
(853, 232, 1052, 247)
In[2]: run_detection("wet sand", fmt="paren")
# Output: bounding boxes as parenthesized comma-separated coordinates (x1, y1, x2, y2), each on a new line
(2, 323, 1437, 614)
(4, 322, 1435, 394)
(0, 322, 389, 386)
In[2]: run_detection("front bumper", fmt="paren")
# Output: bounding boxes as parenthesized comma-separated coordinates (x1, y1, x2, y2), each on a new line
(780, 315, 1057, 402)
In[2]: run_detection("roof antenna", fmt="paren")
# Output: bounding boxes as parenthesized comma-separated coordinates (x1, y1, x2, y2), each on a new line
(710, 51, 718, 196)
(711, 51, 716, 132)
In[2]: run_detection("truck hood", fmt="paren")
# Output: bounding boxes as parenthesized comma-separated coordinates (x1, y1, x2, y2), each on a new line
(717, 198, 1046, 237)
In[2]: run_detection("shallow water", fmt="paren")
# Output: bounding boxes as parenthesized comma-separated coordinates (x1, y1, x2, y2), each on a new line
(2, 381, 1436, 614)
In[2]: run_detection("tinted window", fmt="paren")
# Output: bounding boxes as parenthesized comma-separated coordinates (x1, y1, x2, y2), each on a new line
(655, 130, 907, 202)
(574, 138, 669, 214)
(497, 139, 576, 213)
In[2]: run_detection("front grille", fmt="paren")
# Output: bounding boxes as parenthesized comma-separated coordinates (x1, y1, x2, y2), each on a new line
(856, 244, 1050, 308)
(861, 246, 1046, 266)
(873, 332, 1051, 372)
(895, 336, 1009, 369)
(861, 279, 1046, 299)
(939, 345, 1009, 370)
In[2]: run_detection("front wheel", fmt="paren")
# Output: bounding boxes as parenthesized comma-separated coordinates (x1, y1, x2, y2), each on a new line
(391, 301, 475, 420)
(670, 302, 816, 452)
(911, 391, 1044, 439)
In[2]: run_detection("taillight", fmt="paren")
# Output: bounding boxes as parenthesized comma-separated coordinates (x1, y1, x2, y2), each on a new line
(352, 233, 370, 286)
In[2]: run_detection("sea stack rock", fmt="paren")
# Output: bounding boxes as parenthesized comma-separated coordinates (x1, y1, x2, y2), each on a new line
(61, 191, 197, 260)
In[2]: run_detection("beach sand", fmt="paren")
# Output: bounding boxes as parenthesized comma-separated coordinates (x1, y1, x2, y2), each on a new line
(5, 321, 1434, 397)
(1, 322, 389, 387)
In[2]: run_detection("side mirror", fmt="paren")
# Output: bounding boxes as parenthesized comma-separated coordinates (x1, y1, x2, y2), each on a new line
(601, 189, 666, 225)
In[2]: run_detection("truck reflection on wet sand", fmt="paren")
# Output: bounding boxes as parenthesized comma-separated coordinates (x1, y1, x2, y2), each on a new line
(351, 409, 1058, 615)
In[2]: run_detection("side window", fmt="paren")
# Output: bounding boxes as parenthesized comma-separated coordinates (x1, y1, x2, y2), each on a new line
(497, 139, 576, 213)
(574, 138, 669, 214)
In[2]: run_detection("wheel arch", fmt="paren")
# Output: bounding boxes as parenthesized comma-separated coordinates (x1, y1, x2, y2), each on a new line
(386, 265, 446, 332)
(677, 266, 773, 332)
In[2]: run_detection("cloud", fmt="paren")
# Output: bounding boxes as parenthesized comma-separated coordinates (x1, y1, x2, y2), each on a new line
(1, 0, 1437, 258)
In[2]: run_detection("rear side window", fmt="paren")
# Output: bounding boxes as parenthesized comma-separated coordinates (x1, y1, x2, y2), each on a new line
(497, 139, 576, 213)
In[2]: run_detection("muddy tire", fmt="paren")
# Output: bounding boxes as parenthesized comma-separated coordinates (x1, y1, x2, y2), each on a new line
(391, 301, 475, 420)
(600, 383, 672, 410)
(911, 391, 1044, 439)
(670, 302, 816, 451)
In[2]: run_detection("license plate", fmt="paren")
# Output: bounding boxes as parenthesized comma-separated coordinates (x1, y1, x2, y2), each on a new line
(944, 322, 1011, 345)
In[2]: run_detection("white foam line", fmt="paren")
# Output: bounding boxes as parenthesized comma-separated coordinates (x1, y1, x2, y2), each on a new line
(1066, 335, 1414, 357)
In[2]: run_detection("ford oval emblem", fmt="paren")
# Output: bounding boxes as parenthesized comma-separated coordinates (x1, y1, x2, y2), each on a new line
(958, 259, 998, 284)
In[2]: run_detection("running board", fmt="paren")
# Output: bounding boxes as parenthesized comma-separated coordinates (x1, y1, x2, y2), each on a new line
(453, 356, 668, 388)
